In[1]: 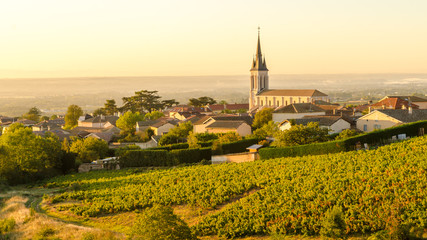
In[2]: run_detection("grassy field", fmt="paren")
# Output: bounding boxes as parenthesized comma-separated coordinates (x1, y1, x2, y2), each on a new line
(1, 136, 426, 239)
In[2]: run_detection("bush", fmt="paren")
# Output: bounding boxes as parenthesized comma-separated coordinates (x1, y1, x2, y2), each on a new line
(219, 138, 260, 155)
(131, 205, 197, 240)
(320, 206, 346, 239)
(119, 150, 175, 168)
(0, 218, 15, 234)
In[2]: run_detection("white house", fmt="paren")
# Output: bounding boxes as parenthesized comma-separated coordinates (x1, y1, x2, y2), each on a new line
(272, 103, 326, 123)
(279, 115, 351, 134)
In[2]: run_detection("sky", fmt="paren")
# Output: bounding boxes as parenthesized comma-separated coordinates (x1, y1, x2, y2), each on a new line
(1, 0, 427, 78)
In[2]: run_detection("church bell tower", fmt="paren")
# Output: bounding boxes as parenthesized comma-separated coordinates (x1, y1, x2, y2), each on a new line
(249, 28, 269, 110)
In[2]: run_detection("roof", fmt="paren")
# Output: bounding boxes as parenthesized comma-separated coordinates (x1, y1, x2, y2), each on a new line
(302, 115, 348, 126)
(258, 89, 328, 97)
(372, 109, 427, 123)
(17, 119, 37, 125)
(205, 120, 247, 129)
(384, 95, 427, 103)
(246, 144, 264, 150)
(274, 103, 325, 114)
(208, 103, 250, 111)
(137, 118, 180, 128)
(371, 98, 419, 110)
(197, 115, 253, 126)
(86, 132, 115, 142)
(250, 30, 268, 71)
(80, 116, 119, 125)
(33, 121, 61, 129)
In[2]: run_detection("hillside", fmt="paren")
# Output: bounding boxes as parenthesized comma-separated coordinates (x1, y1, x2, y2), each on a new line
(1, 136, 426, 239)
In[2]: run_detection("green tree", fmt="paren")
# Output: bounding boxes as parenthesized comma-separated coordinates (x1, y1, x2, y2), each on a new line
(252, 108, 274, 129)
(23, 107, 41, 122)
(187, 131, 201, 149)
(40, 116, 49, 121)
(116, 112, 144, 135)
(122, 90, 163, 113)
(131, 205, 196, 240)
(64, 105, 83, 129)
(144, 111, 165, 120)
(217, 132, 242, 144)
(50, 115, 58, 120)
(69, 137, 109, 164)
(162, 99, 179, 108)
(188, 96, 216, 107)
(251, 120, 279, 139)
(159, 122, 193, 146)
(335, 129, 359, 140)
(0, 123, 62, 184)
(93, 108, 106, 117)
(272, 122, 329, 147)
(103, 99, 118, 115)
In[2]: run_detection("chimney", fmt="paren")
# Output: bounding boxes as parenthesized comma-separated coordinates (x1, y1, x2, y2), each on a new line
(368, 106, 371, 113)
(408, 106, 413, 114)
(382, 104, 386, 109)
(333, 109, 336, 115)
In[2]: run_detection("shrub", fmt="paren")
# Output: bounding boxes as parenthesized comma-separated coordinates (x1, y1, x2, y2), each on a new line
(131, 205, 197, 240)
(0, 218, 15, 234)
(119, 150, 175, 168)
(320, 206, 346, 239)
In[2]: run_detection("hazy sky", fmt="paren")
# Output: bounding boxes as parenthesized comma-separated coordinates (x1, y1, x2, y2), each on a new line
(1, 0, 427, 77)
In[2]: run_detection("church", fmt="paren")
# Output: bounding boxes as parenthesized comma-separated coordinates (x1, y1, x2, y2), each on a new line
(249, 30, 329, 112)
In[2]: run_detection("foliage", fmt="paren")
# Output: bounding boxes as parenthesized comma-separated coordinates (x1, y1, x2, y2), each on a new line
(252, 108, 274, 129)
(159, 122, 193, 146)
(217, 132, 242, 144)
(40, 116, 49, 121)
(251, 120, 279, 139)
(23, 106, 41, 122)
(116, 111, 144, 135)
(121, 90, 175, 113)
(114, 145, 141, 158)
(188, 96, 216, 107)
(103, 99, 118, 115)
(320, 206, 346, 238)
(50, 115, 58, 120)
(272, 122, 329, 147)
(0, 123, 63, 184)
(93, 108, 106, 117)
(45, 136, 427, 239)
(187, 131, 201, 149)
(194, 133, 218, 142)
(335, 129, 359, 140)
(144, 110, 164, 120)
(69, 137, 109, 163)
(131, 205, 196, 240)
(64, 105, 83, 129)
(0, 218, 15, 234)
(161, 99, 179, 108)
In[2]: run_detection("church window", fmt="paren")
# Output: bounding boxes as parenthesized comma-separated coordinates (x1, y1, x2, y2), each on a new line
(261, 100, 264, 106)
(277, 101, 279, 106)
(285, 101, 288, 105)
(269, 101, 271, 106)
(299, 97, 301, 103)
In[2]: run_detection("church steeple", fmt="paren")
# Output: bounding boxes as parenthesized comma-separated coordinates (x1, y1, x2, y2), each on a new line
(251, 27, 268, 71)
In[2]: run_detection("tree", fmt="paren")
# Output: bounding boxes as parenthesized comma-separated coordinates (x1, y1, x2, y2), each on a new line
(272, 122, 329, 147)
(121, 90, 163, 113)
(187, 131, 200, 149)
(162, 99, 179, 108)
(0, 123, 62, 184)
(188, 96, 216, 107)
(69, 137, 109, 164)
(252, 108, 274, 129)
(103, 99, 118, 115)
(217, 132, 242, 144)
(144, 111, 165, 120)
(251, 120, 279, 139)
(64, 105, 83, 129)
(93, 108, 106, 117)
(40, 116, 49, 121)
(116, 111, 144, 135)
(335, 129, 359, 140)
(159, 122, 193, 146)
(23, 107, 41, 122)
(218, 100, 228, 105)
(50, 115, 58, 120)
(131, 205, 196, 240)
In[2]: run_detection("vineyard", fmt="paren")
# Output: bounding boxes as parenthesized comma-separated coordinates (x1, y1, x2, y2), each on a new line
(43, 136, 427, 238)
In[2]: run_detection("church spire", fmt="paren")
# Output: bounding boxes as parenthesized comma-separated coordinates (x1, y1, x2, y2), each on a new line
(251, 27, 268, 71)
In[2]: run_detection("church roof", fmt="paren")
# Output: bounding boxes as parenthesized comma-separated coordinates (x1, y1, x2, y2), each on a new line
(250, 29, 268, 71)
(257, 89, 328, 97)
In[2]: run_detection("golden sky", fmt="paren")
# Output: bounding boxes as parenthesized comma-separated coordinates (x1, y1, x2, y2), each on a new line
(1, 0, 427, 78)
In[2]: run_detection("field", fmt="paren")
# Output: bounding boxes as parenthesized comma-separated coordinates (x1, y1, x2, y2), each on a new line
(1, 136, 426, 239)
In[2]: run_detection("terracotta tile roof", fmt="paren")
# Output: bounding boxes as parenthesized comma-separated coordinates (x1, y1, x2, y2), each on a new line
(258, 89, 328, 97)
(205, 121, 246, 129)
(208, 104, 250, 111)
(384, 95, 427, 102)
(273, 103, 325, 114)
(371, 98, 419, 110)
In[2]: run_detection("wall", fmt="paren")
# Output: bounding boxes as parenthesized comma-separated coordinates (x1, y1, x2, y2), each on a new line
(211, 152, 258, 164)
(356, 111, 400, 132)
(329, 119, 351, 134)
(153, 123, 175, 136)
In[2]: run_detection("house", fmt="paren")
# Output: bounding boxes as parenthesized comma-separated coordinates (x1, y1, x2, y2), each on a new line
(193, 115, 253, 134)
(78, 116, 119, 128)
(278, 115, 351, 134)
(1, 119, 37, 134)
(136, 118, 179, 136)
(370, 97, 419, 110)
(135, 135, 162, 149)
(356, 108, 427, 132)
(205, 121, 252, 136)
(68, 125, 121, 138)
(374, 96, 427, 109)
(248, 30, 328, 111)
(32, 121, 61, 132)
(33, 129, 72, 141)
(85, 131, 115, 143)
(208, 103, 249, 114)
(272, 103, 326, 123)
(167, 105, 212, 120)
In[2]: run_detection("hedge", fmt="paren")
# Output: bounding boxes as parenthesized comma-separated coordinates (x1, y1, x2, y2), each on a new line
(260, 120, 427, 160)
(119, 148, 212, 168)
(217, 138, 260, 155)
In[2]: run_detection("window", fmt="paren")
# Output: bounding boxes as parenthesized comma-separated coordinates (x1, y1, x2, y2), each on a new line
(374, 124, 381, 130)
(285, 101, 288, 105)
(363, 124, 367, 131)
(277, 101, 279, 106)
(269, 101, 271, 106)
(261, 100, 264, 106)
